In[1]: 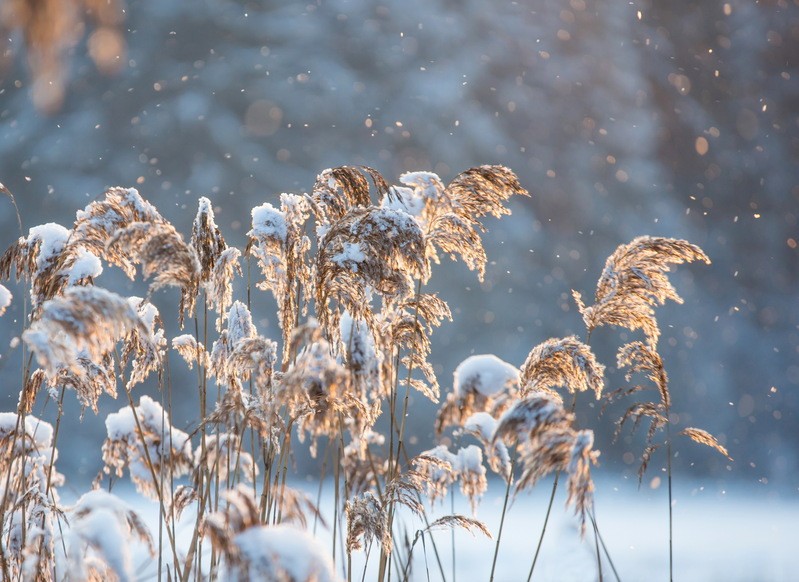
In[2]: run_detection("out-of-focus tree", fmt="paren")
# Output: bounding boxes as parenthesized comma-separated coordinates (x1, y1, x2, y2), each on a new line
(0, 0, 126, 112)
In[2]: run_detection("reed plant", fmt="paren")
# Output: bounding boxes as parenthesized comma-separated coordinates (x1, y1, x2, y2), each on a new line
(0, 172, 728, 581)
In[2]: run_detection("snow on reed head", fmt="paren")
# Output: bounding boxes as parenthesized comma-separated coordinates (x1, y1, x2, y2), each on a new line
(233, 525, 338, 582)
(102, 395, 193, 499)
(172, 333, 210, 370)
(455, 354, 520, 399)
(121, 297, 166, 389)
(411, 444, 488, 513)
(205, 486, 338, 582)
(311, 165, 391, 223)
(492, 394, 599, 533)
(457, 444, 489, 513)
(53, 353, 116, 414)
(23, 286, 153, 377)
(191, 196, 227, 283)
(315, 205, 426, 350)
(0, 222, 103, 313)
(520, 336, 605, 400)
(193, 197, 244, 329)
(436, 354, 519, 435)
(573, 235, 710, 347)
(0, 412, 54, 455)
(463, 411, 512, 479)
(413, 445, 458, 506)
(67, 490, 154, 582)
(0, 413, 63, 580)
(248, 193, 311, 361)
(207, 246, 242, 331)
(73, 187, 162, 278)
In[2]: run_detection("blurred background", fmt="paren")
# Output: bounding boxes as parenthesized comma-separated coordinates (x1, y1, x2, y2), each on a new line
(0, 0, 796, 495)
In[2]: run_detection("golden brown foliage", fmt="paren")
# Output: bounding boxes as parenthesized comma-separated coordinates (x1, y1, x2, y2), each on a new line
(573, 236, 710, 346)
(520, 336, 605, 400)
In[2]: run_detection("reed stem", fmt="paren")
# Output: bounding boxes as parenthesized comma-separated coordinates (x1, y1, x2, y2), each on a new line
(489, 460, 515, 582)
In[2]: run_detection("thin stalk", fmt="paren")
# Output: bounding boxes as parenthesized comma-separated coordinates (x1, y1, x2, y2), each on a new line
(489, 460, 515, 582)
(393, 279, 424, 479)
(420, 533, 432, 582)
(527, 472, 559, 582)
(259, 443, 275, 522)
(666, 410, 674, 582)
(589, 509, 621, 582)
(38, 387, 70, 574)
(401, 533, 419, 582)
(380, 430, 446, 582)
(335, 416, 351, 582)
(274, 429, 293, 525)
(122, 384, 183, 581)
(332, 442, 341, 569)
(360, 543, 373, 582)
(377, 349, 401, 582)
(592, 511, 604, 582)
(450, 491, 456, 582)
(180, 447, 225, 582)
(0, 188, 25, 582)
(313, 441, 332, 535)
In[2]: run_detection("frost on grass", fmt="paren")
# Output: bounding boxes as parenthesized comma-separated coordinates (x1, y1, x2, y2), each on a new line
(102, 395, 193, 499)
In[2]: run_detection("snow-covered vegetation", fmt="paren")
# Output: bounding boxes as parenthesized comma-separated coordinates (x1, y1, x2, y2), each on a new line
(0, 172, 729, 580)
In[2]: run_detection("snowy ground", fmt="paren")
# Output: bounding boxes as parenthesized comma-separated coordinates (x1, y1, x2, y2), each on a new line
(104, 474, 797, 581)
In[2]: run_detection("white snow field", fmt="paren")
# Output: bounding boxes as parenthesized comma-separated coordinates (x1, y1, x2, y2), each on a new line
(106, 473, 797, 582)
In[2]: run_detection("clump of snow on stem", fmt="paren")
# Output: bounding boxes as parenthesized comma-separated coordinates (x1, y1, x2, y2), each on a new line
(66, 246, 103, 284)
(234, 525, 338, 582)
(23, 286, 152, 377)
(27, 223, 71, 274)
(250, 202, 288, 243)
(102, 395, 193, 499)
(454, 354, 520, 398)
(67, 490, 154, 582)
(0, 283, 11, 315)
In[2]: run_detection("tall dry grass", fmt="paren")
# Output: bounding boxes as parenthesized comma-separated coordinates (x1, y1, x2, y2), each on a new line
(0, 172, 728, 582)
